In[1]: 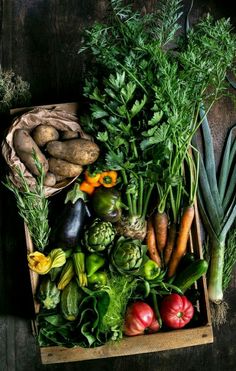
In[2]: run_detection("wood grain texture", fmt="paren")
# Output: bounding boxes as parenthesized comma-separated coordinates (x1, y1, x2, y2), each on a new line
(40, 326, 213, 364)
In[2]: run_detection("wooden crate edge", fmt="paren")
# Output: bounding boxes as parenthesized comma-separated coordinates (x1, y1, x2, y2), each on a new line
(40, 325, 213, 364)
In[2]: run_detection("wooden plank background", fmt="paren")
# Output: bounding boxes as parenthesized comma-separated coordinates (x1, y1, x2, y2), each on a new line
(0, 1, 236, 370)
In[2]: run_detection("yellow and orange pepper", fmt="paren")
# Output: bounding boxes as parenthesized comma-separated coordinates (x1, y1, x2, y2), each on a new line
(80, 180, 95, 195)
(84, 170, 101, 187)
(99, 171, 118, 188)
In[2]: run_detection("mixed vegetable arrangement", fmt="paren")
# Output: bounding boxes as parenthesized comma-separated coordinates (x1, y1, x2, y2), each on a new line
(26, 170, 207, 348)
(2, 0, 236, 348)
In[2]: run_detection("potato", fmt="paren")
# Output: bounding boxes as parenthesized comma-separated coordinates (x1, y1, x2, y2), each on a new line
(43, 172, 57, 187)
(46, 139, 100, 165)
(13, 129, 49, 176)
(31, 125, 59, 147)
(54, 174, 68, 182)
(61, 131, 79, 140)
(48, 157, 83, 178)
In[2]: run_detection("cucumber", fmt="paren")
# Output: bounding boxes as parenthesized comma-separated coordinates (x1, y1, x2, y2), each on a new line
(178, 252, 196, 272)
(173, 259, 208, 293)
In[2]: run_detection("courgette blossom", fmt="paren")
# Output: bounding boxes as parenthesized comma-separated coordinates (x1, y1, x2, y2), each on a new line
(28, 248, 66, 274)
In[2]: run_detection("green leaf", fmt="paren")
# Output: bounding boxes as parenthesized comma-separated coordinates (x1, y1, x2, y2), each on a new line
(141, 126, 158, 138)
(92, 108, 109, 119)
(80, 320, 97, 346)
(105, 151, 124, 170)
(221, 203, 236, 240)
(105, 87, 120, 100)
(130, 95, 147, 118)
(114, 137, 129, 150)
(97, 131, 109, 142)
(117, 104, 127, 117)
(89, 87, 105, 103)
(148, 111, 163, 126)
(109, 71, 126, 90)
(218, 125, 236, 202)
(102, 119, 121, 134)
(200, 106, 224, 222)
(197, 150, 222, 235)
(140, 124, 169, 150)
(121, 81, 136, 102)
(95, 291, 110, 329)
(222, 164, 236, 211)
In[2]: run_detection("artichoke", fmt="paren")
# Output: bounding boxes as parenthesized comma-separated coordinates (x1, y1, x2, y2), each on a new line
(84, 218, 115, 252)
(110, 236, 146, 275)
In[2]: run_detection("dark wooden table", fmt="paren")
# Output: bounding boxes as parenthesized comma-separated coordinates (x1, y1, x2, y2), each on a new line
(0, 1, 236, 370)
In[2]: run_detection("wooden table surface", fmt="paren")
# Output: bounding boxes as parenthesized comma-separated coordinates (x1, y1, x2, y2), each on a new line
(0, 1, 236, 370)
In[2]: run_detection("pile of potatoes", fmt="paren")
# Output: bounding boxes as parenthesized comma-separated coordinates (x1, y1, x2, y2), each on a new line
(13, 125, 100, 187)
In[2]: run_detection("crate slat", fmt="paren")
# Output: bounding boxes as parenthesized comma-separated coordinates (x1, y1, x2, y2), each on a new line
(40, 325, 213, 364)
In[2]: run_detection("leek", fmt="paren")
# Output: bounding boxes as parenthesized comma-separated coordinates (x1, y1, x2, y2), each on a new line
(193, 112, 236, 315)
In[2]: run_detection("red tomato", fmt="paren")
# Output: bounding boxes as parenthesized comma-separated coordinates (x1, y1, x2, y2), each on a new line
(124, 301, 160, 336)
(160, 293, 194, 329)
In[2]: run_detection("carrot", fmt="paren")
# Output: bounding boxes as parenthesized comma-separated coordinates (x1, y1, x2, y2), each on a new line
(164, 223, 176, 266)
(167, 205, 195, 277)
(146, 217, 161, 267)
(153, 211, 168, 254)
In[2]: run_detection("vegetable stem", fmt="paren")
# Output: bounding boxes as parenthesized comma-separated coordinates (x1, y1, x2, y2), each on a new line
(208, 239, 225, 304)
(121, 169, 133, 216)
(142, 183, 154, 220)
(138, 176, 144, 218)
(151, 292, 162, 328)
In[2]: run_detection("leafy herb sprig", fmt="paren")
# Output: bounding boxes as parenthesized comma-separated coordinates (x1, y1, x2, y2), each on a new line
(3, 152, 50, 251)
(0, 69, 31, 113)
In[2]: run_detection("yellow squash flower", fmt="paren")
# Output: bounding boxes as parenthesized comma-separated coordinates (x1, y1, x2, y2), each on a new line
(28, 248, 66, 275)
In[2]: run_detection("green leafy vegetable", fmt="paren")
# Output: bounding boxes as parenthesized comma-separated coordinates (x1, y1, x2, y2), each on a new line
(80, 0, 236, 237)
(100, 275, 137, 340)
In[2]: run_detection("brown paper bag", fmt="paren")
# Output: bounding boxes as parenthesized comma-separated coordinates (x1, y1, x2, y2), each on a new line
(2, 106, 91, 197)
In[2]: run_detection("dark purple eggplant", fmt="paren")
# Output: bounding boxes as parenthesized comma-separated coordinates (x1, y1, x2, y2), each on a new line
(52, 184, 91, 249)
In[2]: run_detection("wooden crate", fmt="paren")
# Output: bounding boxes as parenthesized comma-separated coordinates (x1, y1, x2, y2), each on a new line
(25, 203, 213, 365)
(13, 103, 213, 364)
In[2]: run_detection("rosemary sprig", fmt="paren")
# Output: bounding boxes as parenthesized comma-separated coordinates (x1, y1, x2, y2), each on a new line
(3, 152, 50, 251)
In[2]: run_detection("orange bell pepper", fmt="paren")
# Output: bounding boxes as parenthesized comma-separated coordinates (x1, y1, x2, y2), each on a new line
(80, 181, 95, 195)
(84, 170, 101, 187)
(99, 171, 118, 188)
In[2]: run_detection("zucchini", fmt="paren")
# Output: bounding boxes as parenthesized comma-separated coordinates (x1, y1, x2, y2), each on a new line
(38, 277, 61, 310)
(173, 259, 208, 293)
(61, 280, 83, 321)
(57, 258, 74, 290)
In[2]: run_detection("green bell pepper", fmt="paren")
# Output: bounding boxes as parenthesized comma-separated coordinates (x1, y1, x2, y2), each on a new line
(92, 188, 122, 222)
(86, 253, 106, 277)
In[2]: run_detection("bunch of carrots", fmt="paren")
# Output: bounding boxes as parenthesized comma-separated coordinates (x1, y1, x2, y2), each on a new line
(80, 169, 118, 195)
(146, 151, 198, 279)
(146, 206, 195, 278)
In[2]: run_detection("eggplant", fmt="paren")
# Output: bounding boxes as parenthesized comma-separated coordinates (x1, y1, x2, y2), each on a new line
(51, 185, 91, 249)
